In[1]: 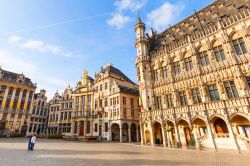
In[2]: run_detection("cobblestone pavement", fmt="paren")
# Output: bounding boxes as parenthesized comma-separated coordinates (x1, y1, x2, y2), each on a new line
(0, 138, 250, 166)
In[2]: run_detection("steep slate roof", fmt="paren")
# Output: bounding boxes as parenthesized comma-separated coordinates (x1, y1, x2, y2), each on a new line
(100, 65, 136, 85)
(118, 85, 139, 96)
(0, 68, 35, 86)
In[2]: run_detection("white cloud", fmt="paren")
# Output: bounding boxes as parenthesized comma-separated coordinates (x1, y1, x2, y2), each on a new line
(107, 13, 131, 29)
(8, 35, 22, 44)
(114, 0, 146, 12)
(0, 49, 71, 99)
(8, 35, 77, 58)
(107, 0, 147, 29)
(0, 49, 37, 75)
(146, 2, 184, 32)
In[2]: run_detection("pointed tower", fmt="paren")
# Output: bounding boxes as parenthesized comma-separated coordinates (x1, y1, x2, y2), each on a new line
(134, 15, 153, 112)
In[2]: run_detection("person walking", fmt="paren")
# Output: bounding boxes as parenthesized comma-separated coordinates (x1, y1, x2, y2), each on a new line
(27, 135, 32, 150)
(30, 134, 37, 151)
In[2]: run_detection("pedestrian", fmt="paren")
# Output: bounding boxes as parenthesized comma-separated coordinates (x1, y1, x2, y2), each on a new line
(30, 134, 37, 151)
(27, 135, 32, 150)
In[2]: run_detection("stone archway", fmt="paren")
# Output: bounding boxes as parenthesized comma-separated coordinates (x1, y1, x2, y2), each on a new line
(177, 119, 192, 146)
(111, 123, 120, 141)
(122, 123, 129, 142)
(145, 130, 151, 144)
(153, 121, 163, 145)
(192, 117, 208, 138)
(211, 116, 229, 137)
(231, 114, 250, 138)
(130, 123, 137, 142)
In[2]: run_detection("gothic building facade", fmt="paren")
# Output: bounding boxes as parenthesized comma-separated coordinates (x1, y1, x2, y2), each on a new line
(135, 0, 250, 151)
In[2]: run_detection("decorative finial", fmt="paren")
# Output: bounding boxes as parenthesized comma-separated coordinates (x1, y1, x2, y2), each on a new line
(137, 11, 142, 24)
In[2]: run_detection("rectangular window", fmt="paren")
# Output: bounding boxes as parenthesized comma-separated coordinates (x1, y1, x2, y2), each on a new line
(99, 84, 102, 91)
(199, 51, 210, 66)
(87, 121, 90, 133)
(192, 88, 202, 104)
(166, 94, 173, 108)
(208, 84, 220, 101)
(179, 91, 187, 106)
(105, 122, 108, 132)
(184, 57, 193, 71)
(123, 97, 126, 105)
(162, 66, 168, 79)
(246, 77, 250, 88)
(173, 61, 181, 75)
(213, 45, 226, 62)
(105, 82, 108, 90)
(155, 96, 162, 109)
(233, 37, 248, 55)
(104, 98, 108, 107)
(95, 123, 97, 132)
(123, 108, 126, 118)
(224, 81, 239, 99)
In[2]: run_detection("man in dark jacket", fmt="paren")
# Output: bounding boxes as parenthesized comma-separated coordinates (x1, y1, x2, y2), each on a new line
(27, 135, 32, 150)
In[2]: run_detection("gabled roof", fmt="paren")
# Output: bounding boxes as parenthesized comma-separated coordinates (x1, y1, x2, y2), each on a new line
(96, 64, 136, 85)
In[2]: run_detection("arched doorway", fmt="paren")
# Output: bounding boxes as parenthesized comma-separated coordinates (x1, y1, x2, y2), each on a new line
(212, 117, 229, 137)
(165, 121, 176, 146)
(111, 123, 120, 141)
(231, 114, 250, 138)
(122, 123, 129, 142)
(131, 123, 137, 142)
(193, 118, 207, 138)
(145, 130, 151, 144)
(177, 119, 192, 145)
(153, 121, 163, 145)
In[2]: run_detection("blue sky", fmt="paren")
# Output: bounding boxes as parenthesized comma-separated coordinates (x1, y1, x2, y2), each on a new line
(0, 0, 212, 99)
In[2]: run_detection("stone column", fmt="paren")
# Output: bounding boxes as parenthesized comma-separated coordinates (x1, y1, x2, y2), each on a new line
(90, 121, 93, 136)
(120, 127, 123, 143)
(139, 122, 145, 145)
(136, 124, 139, 142)
(108, 126, 111, 141)
(70, 121, 75, 136)
(226, 121, 241, 153)
(205, 119, 217, 151)
(128, 126, 131, 143)
(84, 121, 87, 137)
(174, 123, 182, 148)
(76, 121, 79, 136)
(161, 122, 167, 147)
(150, 123, 155, 146)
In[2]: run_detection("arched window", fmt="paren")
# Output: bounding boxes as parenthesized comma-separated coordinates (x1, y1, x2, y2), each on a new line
(232, 37, 248, 55)
(212, 40, 226, 62)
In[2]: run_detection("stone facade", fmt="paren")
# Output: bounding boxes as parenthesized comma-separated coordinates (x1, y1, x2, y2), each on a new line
(47, 65, 140, 142)
(28, 89, 48, 135)
(0, 67, 36, 136)
(135, 0, 250, 151)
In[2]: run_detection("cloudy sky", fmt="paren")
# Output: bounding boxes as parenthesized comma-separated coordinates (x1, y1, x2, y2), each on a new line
(0, 0, 212, 99)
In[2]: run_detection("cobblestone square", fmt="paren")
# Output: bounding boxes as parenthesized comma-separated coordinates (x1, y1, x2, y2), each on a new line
(0, 138, 250, 166)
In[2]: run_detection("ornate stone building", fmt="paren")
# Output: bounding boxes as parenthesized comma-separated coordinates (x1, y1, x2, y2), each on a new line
(47, 91, 62, 134)
(135, 0, 250, 151)
(71, 70, 95, 137)
(93, 64, 140, 142)
(47, 65, 140, 142)
(0, 67, 36, 136)
(28, 89, 48, 135)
